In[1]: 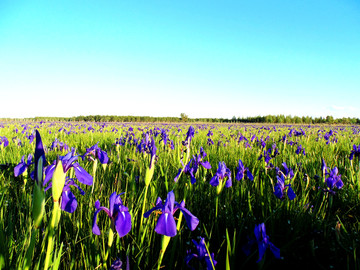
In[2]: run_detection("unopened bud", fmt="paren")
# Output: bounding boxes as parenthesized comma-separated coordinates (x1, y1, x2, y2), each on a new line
(52, 160, 66, 202)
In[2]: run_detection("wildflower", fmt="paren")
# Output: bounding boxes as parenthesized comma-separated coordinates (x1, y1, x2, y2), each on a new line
(174, 147, 211, 183)
(274, 174, 296, 200)
(295, 144, 306, 155)
(235, 159, 254, 181)
(0, 136, 9, 148)
(50, 138, 70, 152)
(14, 154, 33, 177)
(349, 144, 360, 161)
(243, 223, 280, 262)
(82, 142, 109, 164)
(185, 237, 217, 270)
(92, 191, 132, 237)
(144, 190, 199, 237)
(258, 149, 272, 164)
(325, 167, 343, 190)
(44, 178, 85, 213)
(182, 126, 195, 147)
(44, 148, 93, 187)
(209, 161, 232, 188)
(276, 162, 294, 179)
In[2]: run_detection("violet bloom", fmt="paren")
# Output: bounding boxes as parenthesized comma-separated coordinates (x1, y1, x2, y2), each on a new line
(185, 237, 217, 270)
(44, 178, 85, 213)
(82, 142, 109, 164)
(14, 154, 33, 177)
(174, 147, 211, 183)
(144, 190, 199, 237)
(276, 162, 294, 179)
(349, 144, 360, 161)
(92, 191, 132, 237)
(44, 148, 93, 187)
(295, 144, 306, 155)
(274, 174, 296, 200)
(258, 149, 272, 164)
(183, 126, 195, 147)
(207, 138, 214, 145)
(235, 159, 254, 181)
(0, 136, 9, 148)
(50, 138, 70, 152)
(243, 223, 280, 263)
(209, 161, 232, 188)
(325, 167, 343, 190)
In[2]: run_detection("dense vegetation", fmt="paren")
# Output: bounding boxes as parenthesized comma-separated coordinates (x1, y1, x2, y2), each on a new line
(1, 114, 360, 124)
(0, 121, 359, 269)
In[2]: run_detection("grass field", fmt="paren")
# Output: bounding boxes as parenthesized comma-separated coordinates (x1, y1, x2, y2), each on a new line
(0, 121, 359, 269)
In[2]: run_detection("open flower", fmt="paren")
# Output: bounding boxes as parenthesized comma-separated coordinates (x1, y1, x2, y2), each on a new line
(349, 144, 360, 161)
(44, 148, 93, 187)
(92, 191, 132, 237)
(82, 142, 109, 164)
(174, 147, 211, 183)
(325, 167, 343, 190)
(144, 190, 199, 237)
(243, 223, 280, 262)
(209, 161, 232, 188)
(235, 159, 253, 181)
(274, 174, 296, 200)
(185, 237, 217, 270)
(44, 178, 85, 213)
(14, 154, 33, 177)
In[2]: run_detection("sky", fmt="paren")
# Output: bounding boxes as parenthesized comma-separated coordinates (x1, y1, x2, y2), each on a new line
(0, 0, 359, 119)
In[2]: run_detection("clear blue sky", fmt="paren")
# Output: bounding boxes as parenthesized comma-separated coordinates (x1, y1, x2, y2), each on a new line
(1, 0, 359, 119)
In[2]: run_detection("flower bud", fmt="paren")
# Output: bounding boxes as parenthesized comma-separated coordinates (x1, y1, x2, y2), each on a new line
(52, 160, 66, 202)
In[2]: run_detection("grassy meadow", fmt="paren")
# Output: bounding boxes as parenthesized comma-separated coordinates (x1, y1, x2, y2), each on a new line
(0, 121, 359, 269)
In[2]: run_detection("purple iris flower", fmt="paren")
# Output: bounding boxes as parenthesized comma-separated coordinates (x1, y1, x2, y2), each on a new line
(258, 149, 272, 164)
(174, 147, 211, 183)
(349, 144, 360, 161)
(243, 223, 280, 262)
(185, 237, 217, 270)
(44, 148, 93, 187)
(295, 144, 306, 155)
(274, 174, 296, 200)
(144, 190, 199, 237)
(14, 154, 33, 177)
(236, 159, 254, 181)
(182, 126, 195, 147)
(209, 161, 232, 187)
(44, 178, 85, 213)
(92, 191, 132, 237)
(82, 142, 109, 164)
(50, 138, 70, 152)
(325, 167, 343, 190)
(207, 138, 214, 145)
(0, 136, 9, 148)
(276, 162, 294, 179)
(148, 138, 157, 169)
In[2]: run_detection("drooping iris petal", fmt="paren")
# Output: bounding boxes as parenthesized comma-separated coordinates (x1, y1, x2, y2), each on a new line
(209, 175, 219, 187)
(287, 185, 296, 200)
(114, 206, 132, 237)
(73, 164, 93, 185)
(61, 189, 78, 213)
(177, 204, 199, 231)
(246, 170, 254, 181)
(155, 212, 177, 237)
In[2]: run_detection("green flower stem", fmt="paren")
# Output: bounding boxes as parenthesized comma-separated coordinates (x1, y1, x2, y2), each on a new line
(157, 235, 171, 270)
(44, 202, 62, 270)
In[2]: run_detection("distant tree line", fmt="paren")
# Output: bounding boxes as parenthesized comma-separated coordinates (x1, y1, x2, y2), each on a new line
(1, 114, 359, 124)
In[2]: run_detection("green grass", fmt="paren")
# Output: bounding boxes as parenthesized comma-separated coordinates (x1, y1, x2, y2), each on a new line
(0, 122, 359, 269)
